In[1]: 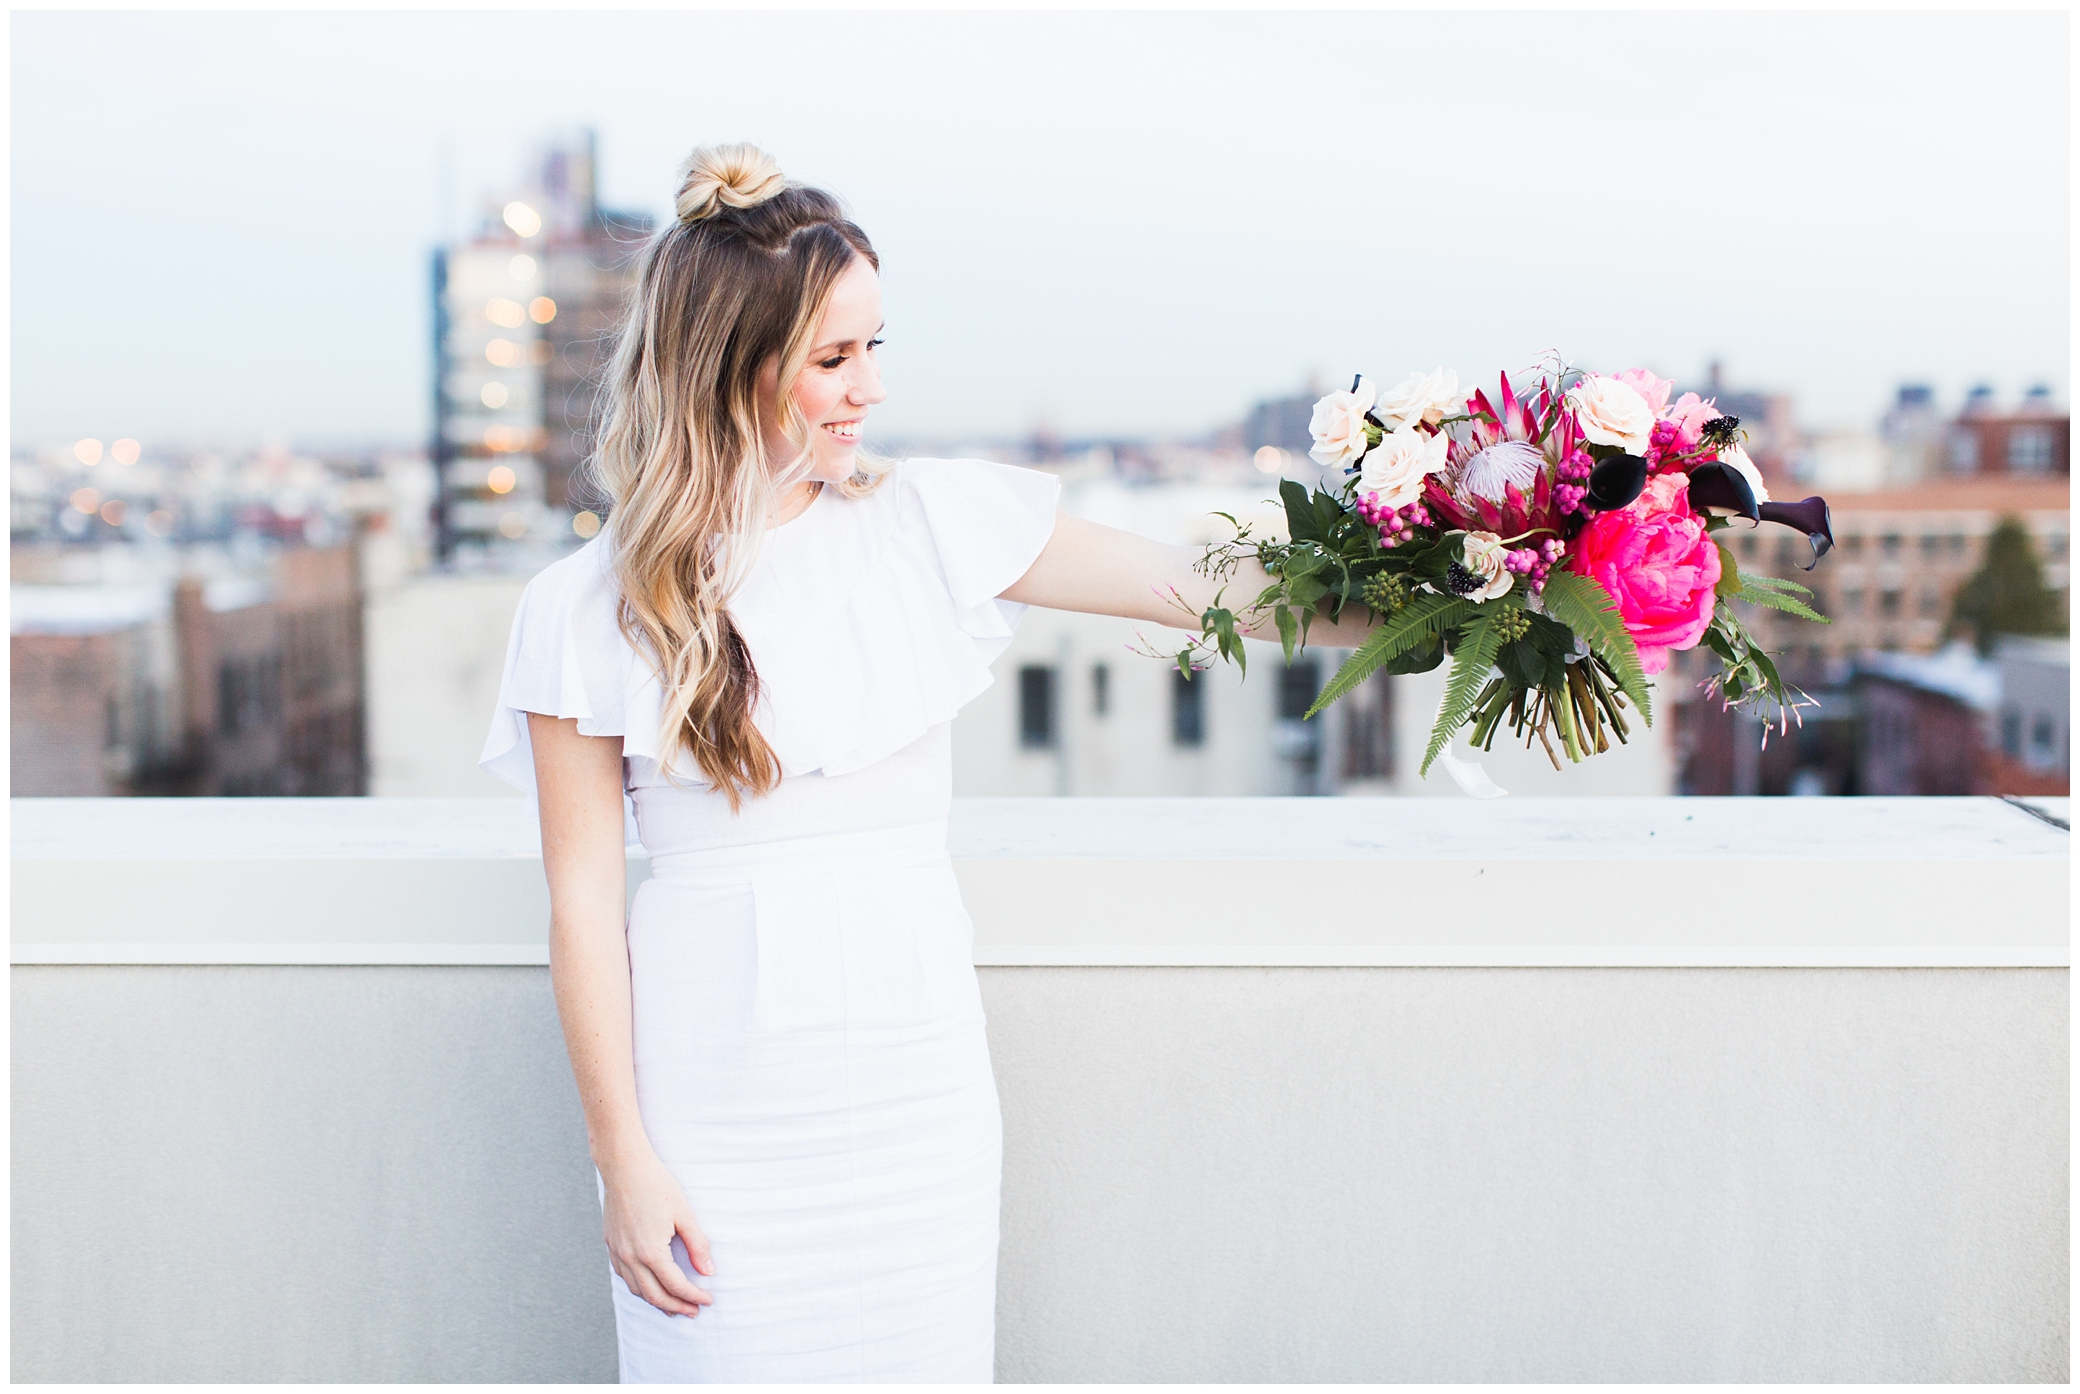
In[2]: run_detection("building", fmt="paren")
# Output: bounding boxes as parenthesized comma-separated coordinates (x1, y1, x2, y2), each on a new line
(1989, 635, 2069, 794)
(11, 543, 367, 796)
(1683, 477, 2070, 687)
(10, 585, 184, 795)
(1946, 383, 2069, 480)
(1853, 644, 2000, 796)
(432, 131, 653, 559)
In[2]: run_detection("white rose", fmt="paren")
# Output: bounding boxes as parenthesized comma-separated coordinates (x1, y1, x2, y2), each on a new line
(1567, 375, 1655, 454)
(1455, 531, 1515, 603)
(1718, 444, 1770, 506)
(1375, 367, 1461, 432)
(1357, 427, 1450, 509)
(1307, 377, 1378, 469)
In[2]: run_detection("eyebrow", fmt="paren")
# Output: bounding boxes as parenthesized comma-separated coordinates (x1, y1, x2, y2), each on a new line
(810, 323, 886, 357)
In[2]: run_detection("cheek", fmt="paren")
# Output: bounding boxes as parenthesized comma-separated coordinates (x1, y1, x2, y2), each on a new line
(792, 374, 845, 428)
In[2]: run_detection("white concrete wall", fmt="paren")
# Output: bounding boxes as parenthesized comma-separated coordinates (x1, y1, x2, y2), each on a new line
(8, 797, 2068, 1382)
(364, 573, 528, 797)
(12, 962, 2066, 1383)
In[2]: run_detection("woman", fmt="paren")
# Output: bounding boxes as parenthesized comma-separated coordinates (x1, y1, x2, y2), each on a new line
(481, 143, 1377, 1382)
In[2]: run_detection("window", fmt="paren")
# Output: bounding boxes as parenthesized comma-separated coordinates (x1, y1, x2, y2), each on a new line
(1948, 533, 1967, 556)
(2002, 711, 2024, 757)
(1777, 537, 1800, 569)
(1278, 659, 1321, 722)
(1880, 590, 1901, 618)
(1090, 663, 1110, 717)
(1740, 534, 1758, 561)
(1841, 587, 1863, 615)
(1844, 534, 1864, 559)
(2009, 426, 2053, 474)
(2031, 715, 2056, 754)
(1919, 534, 1942, 560)
(1171, 668, 1205, 747)
(1948, 430, 1979, 473)
(1919, 586, 1942, 617)
(1882, 533, 1902, 558)
(1017, 665, 1055, 749)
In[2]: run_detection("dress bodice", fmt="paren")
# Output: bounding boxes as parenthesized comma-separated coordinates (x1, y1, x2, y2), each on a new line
(480, 458, 1061, 850)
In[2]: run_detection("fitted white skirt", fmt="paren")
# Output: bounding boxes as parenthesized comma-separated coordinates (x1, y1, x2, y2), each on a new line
(612, 819, 1002, 1383)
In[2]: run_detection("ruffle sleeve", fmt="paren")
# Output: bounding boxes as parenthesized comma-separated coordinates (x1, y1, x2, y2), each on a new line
(478, 457, 1061, 793)
(726, 457, 1061, 779)
(477, 537, 665, 795)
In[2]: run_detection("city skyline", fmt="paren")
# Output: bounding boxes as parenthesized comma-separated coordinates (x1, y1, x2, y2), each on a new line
(11, 10, 2070, 450)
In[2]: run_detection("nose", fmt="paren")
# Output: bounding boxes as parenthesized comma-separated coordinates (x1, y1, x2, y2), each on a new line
(848, 352, 887, 408)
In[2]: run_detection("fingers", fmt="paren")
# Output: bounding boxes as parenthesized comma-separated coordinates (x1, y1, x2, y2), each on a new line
(651, 1234, 715, 1310)
(614, 1248, 712, 1318)
(679, 1218, 716, 1278)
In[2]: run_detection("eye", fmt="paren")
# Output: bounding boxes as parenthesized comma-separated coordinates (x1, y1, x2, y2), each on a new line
(817, 353, 847, 370)
(867, 337, 884, 350)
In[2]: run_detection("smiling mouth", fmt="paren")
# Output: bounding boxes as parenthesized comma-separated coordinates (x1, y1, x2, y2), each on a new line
(822, 421, 862, 443)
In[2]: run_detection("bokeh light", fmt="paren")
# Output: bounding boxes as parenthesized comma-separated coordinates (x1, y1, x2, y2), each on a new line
(111, 438, 142, 466)
(70, 487, 99, 514)
(484, 339, 517, 367)
(528, 297, 557, 324)
(497, 511, 528, 539)
(73, 439, 104, 467)
(485, 298, 525, 329)
(481, 382, 510, 409)
(509, 254, 537, 280)
(99, 499, 128, 526)
(145, 509, 175, 537)
(572, 510, 602, 539)
(486, 464, 517, 494)
(502, 202, 542, 238)
(1254, 446, 1287, 475)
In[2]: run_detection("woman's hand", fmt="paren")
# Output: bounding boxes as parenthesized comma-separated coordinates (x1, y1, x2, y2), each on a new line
(1001, 510, 1383, 648)
(600, 1148, 716, 1318)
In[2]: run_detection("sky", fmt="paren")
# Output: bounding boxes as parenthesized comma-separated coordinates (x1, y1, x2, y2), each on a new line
(9, 9, 2071, 451)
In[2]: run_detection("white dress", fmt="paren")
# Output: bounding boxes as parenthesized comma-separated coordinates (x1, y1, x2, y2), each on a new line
(480, 458, 1061, 1383)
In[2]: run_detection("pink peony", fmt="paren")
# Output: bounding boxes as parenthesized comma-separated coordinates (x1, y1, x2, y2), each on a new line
(1566, 472, 1721, 674)
(1611, 368, 1675, 416)
(1663, 392, 1722, 453)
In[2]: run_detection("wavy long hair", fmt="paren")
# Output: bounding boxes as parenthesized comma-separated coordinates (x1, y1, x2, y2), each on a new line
(588, 143, 889, 809)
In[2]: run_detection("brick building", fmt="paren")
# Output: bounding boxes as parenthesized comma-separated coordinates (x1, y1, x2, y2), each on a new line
(11, 543, 366, 796)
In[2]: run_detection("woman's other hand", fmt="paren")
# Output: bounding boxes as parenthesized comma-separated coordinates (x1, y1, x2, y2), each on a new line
(600, 1149, 716, 1318)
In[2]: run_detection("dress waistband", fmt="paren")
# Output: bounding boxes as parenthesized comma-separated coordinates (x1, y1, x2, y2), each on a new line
(642, 818, 951, 883)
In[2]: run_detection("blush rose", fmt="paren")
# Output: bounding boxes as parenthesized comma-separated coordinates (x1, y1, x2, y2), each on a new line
(1566, 471, 1722, 674)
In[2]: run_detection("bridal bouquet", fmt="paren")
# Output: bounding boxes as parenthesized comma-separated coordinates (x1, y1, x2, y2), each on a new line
(1174, 362, 1836, 776)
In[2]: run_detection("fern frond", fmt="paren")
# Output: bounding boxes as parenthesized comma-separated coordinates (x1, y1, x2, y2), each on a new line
(1539, 570, 1652, 724)
(1304, 593, 1471, 718)
(1421, 613, 1504, 776)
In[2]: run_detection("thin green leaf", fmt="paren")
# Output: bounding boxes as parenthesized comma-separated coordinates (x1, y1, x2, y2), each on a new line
(1421, 614, 1505, 777)
(1737, 572, 1813, 595)
(1735, 583, 1828, 623)
(1304, 593, 1472, 718)
(1274, 605, 1298, 665)
(1538, 570, 1653, 724)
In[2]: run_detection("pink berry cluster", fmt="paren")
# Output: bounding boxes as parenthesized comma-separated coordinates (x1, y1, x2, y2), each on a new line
(1644, 419, 1691, 472)
(1356, 492, 1434, 547)
(1553, 448, 1594, 516)
(1503, 538, 1565, 594)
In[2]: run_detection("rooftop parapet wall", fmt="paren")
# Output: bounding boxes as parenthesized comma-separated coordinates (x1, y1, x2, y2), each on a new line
(11, 796, 2069, 968)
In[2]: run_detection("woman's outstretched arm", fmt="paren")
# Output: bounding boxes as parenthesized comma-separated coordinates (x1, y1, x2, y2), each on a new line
(1000, 510, 1382, 647)
(529, 713, 715, 1320)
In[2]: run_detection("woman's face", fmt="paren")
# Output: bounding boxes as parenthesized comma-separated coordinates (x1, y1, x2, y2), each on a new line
(759, 255, 886, 487)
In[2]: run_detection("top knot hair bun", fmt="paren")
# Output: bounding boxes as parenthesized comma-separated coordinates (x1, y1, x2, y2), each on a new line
(676, 143, 788, 224)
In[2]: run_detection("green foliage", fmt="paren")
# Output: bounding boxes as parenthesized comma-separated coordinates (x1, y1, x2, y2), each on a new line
(1536, 569, 1652, 723)
(1305, 594, 1473, 717)
(1421, 612, 1505, 776)
(1734, 580, 1827, 624)
(1949, 514, 2068, 655)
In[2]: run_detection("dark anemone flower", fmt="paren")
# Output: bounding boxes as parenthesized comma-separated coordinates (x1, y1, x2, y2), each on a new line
(1700, 415, 1742, 448)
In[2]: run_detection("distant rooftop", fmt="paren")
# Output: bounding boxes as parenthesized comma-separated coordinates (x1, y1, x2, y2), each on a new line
(1856, 642, 2001, 711)
(10, 583, 170, 635)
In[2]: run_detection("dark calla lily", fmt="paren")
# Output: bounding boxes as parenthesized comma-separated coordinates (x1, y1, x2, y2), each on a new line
(1584, 453, 1647, 512)
(1757, 497, 1835, 570)
(1686, 461, 1761, 522)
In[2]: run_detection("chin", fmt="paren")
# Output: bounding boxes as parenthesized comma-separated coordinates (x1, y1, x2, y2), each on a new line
(807, 450, 860, 485)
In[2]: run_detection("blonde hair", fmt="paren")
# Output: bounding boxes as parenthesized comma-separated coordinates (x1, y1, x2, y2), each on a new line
(588, 143, 890, 809)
